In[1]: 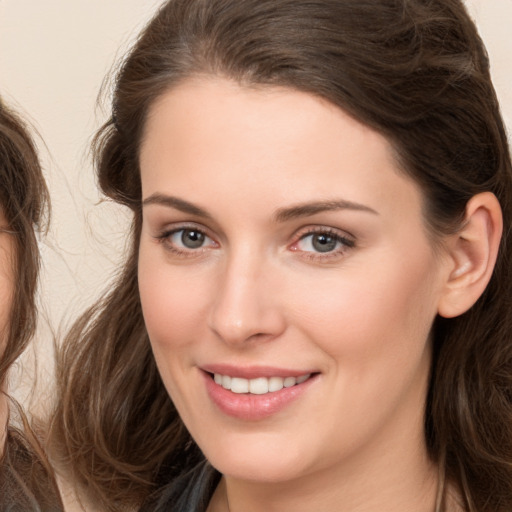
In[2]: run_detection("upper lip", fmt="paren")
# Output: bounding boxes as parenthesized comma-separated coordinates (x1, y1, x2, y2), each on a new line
(201, 364, 316, 379)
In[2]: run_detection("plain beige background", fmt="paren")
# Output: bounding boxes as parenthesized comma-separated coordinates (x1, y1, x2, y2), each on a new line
(0, 0, 511, 407)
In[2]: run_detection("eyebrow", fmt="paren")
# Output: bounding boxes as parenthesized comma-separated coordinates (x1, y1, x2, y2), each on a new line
(274, 199, 378, 222)
(143, 194, 213, 219)
(142, 194, 378, 221)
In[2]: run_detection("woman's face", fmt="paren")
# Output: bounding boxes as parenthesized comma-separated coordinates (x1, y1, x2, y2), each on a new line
(138, 78, 452, 484)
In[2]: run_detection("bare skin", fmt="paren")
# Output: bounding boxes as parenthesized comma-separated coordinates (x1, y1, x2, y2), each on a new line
(138, 77, 500, 512)
(0, 217, 14, 458)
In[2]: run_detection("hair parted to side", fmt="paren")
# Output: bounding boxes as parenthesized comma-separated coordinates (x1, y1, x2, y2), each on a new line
(51, 1, 512, 511)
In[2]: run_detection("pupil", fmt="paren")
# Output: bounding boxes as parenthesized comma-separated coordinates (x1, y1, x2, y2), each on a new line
(182, 230, 205, 249)
(312, 234, 337, 253)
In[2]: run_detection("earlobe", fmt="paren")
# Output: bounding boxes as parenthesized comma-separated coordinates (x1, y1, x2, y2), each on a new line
(437, 192, 503, 319)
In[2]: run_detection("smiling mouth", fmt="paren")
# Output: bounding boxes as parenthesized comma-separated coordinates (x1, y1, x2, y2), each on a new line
(212, 373, 312, 395)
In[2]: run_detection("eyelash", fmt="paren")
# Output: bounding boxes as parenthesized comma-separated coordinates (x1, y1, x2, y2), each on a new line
(154, 224, 355, 261)
(289, 227, 355, 261)
(155, 224, 217, 258)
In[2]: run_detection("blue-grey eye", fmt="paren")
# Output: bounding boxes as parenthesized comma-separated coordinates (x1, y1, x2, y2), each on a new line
(170, 229, 210, 249)
(297, 232, 343, 253)
(311, 233, 338, 252)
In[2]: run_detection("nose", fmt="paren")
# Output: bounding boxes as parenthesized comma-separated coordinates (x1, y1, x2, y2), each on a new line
(208, 251, 286, 346)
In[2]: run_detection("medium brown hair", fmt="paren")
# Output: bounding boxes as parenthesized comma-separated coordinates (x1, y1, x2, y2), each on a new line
(51, 1, 512, 511)
(0, 99, 48, 380)
(0, 100, 63, 509)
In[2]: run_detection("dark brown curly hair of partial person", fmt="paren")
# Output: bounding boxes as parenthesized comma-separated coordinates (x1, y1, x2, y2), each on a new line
(50, 1, 512, 511)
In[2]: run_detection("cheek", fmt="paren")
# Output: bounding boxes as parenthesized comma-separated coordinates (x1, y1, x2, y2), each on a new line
(289, 250, 441, 369)
(138, 247, 217, 415)
(0, 240, 14, 356)
(138, 249, 212, 351)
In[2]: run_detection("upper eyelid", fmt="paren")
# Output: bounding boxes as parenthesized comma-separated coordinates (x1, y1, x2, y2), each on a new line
(298, 231, 353, 244)
(155, 227, 217, 257)
(144, 210, 226, 239)
(155, 221, 214, 238)
(292, 225, 355, 242)
(289, 226, 356, 255)
(156, 223, 353, 237)
(171, 228, 216, 247)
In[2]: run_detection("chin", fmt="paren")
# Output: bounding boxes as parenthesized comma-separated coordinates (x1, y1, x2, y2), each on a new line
(215, 459, 306, 484)
(204, 437, 313, 483)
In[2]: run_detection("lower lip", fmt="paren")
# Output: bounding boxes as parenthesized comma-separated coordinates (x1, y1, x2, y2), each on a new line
(202, 371, 317, 421)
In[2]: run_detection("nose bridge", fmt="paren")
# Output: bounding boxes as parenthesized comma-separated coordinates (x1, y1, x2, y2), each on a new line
(208, 244, 284, 345)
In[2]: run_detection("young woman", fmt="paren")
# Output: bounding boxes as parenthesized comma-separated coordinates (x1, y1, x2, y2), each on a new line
(51, 1, 512, 511)
(0, 98, 63, 510)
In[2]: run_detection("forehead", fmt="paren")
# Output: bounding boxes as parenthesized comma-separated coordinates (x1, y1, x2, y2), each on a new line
(139, 77, 424, 225)
(141, 77, 393, 158)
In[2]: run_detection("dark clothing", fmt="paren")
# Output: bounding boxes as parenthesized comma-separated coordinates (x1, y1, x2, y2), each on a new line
(0, 429, 64, 512)
(140, 461, 220, 512)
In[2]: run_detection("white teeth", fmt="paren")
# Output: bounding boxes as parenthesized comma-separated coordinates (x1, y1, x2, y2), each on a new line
(283, 376, 296, 388)
(213, 373, 311, 395)
(296, 374, 310, 384)
(268, 376, 284, 392)
(230, 377, 249, 394)
(221, 375, 231, 389)
(249, 377, 269, 395)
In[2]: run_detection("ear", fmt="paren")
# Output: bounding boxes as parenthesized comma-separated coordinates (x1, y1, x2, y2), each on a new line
(437, 192, 503, 318)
